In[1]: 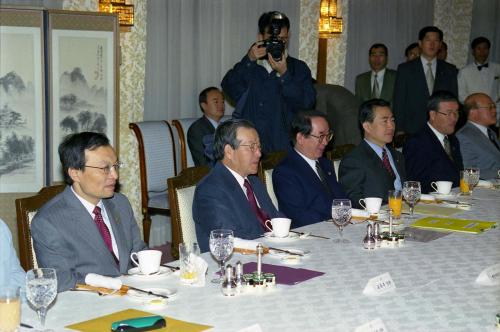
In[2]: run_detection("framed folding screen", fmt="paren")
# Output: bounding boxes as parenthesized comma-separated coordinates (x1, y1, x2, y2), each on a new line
(0, 8, 45, 193)
(48, 10, 119, 183)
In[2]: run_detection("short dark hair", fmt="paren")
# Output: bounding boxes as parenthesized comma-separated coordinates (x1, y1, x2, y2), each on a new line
(427, 90, 458, 114)
(405, 42, 419, 57)
(58, 132, 111, 185)
(290, 110, 329, 145)
(258, 11, 290, 35)
(471, 36, 490, 49)
(213, 119, 256, 161)
(418, 26, 443, 41)
(198, 86, 220, 113)
(369, 43, 388, 56)
(358, 99, 392, 126)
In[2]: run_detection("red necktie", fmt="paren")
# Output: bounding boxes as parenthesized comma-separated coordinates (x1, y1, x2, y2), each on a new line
(382, 148, 395, 179)
(243, 179, 270, 230)
(93, 206, 115, 257)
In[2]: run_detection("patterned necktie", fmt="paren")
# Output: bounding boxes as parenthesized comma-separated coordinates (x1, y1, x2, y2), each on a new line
(315, 161, 332, 195)
(425, 61, 434, 94)
(243, 179, 269, 230)
(93, 206, 115, 257)
(382, 148, 395, 179)
(371, 73, 380, 98)
(488, 129, 500, 151)
(443, 136, 453, 160)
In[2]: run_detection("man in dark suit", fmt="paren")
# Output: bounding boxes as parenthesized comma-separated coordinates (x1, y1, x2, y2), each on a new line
(457, 93, 500, 179)
(393, 26, 458, 135)
(187, 87, 225, 166)
(273, 110, 347, 227)
(31, 132, 147, 292)
(339, 99, 406, 208)
(355, 43, 397, 105)
(403, 91, 463, 193)
(193, 119, 282, 252)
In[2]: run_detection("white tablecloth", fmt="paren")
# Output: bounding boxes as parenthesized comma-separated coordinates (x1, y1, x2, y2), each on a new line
(21, 188, 500, 331)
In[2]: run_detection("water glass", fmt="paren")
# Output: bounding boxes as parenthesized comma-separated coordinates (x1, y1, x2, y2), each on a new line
(402, 181, 421, 218)
(0, 287, 20, 332)
(331, 199, 352, 243)
(209, 229, 234, 283)
(26, 268, 57, 329)
(179, 242, 200, 284)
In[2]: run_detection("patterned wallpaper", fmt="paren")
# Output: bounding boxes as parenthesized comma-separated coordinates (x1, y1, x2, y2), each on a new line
(63, 0, 146, 234)
(434, 0, 473, 69)
(299, 0, 349, 85)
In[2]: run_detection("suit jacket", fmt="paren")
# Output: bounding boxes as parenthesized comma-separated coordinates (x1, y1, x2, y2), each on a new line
(456, 121, 500, 179)
(272, 148, 347, 227)
(403, 124, 463, 193)
(31, 186, 146, 292)
(187, 116, 216, 166)
(339, 141, 406, 208)
(193, 162, 282, 252)
(393, 58, 458, 134)
(355, 69, 397, 104)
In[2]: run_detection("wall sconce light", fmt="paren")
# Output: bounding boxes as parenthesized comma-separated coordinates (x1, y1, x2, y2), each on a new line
(318, 0, 343, 38)
(99, 0, 134, 30)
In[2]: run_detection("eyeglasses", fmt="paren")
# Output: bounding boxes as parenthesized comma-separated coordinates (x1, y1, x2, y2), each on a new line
(436, 111, 459, 118)
(239, 143, 262, 153)
(309, 132, 334, 143)
(84, 161, 123, 174)
(477, 104, 497, 110)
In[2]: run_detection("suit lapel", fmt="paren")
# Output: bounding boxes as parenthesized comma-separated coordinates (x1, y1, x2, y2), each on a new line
(361, 141, 395, 185)
(465, 123, 500, 155)
(412, 59, 430, 97)
(290, 149, 329, 194)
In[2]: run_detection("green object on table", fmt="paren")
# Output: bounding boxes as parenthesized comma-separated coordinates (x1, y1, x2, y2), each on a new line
(111, 316, 165, 332)
(410, 217, 497, 234)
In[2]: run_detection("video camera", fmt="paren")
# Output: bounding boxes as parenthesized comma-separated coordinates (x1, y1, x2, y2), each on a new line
(260, 12, 286, 61)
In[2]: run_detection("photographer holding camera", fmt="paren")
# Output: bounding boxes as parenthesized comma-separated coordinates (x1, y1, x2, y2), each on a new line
(222, 11, 316, 153)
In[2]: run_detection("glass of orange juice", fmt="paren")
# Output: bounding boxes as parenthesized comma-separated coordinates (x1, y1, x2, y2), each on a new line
(460, 170, 471, 195)
(388, 190, 402, 219)
(0, 286, 20, 332)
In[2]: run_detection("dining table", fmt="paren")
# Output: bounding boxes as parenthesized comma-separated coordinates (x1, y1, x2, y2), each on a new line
(19, 187, 500, 331)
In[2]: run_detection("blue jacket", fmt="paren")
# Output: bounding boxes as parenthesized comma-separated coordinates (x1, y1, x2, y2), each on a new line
(273, 149, 347, 227)
(193, 162, 282, 252)
(222, 55, 316, 153)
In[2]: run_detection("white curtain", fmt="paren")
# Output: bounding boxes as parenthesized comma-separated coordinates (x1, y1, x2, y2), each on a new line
(468, 0, 500, 64)
(144, 0, 300, 121)
(343, 0, 434, 94)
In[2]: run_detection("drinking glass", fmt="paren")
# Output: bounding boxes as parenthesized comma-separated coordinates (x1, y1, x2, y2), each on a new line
(388, 190, 403, 219)
(0, 287, 20, 332)
(402, 181, 421, 218)
(464, 167, 480, 193)
(460, 170, 471, 195)
(26, 268, 57, 329)
(331, 199, 352, 243)
(209, 229, 234, 283)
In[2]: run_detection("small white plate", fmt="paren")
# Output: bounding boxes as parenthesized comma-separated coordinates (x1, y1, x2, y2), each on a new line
(127, 266, 172, 279)
(268, 248, 311, 258)
(127, 287, 177, 301)
(429, 192, 457, 200)
(263, 232, 300, 242)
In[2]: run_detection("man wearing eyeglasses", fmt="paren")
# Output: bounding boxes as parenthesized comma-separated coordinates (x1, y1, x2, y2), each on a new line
(31, 132, 146, 292)
(339, 99, 406, 208)
(456, 93, 500, 179)
(403, 91, 464, 193)
(193, 119, 282, 252)
(273, 110, 346, 226)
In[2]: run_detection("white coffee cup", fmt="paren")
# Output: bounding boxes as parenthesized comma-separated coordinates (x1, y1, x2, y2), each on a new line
(265, 218, 291, 238)
(431, 181, 452, 194)
(359, 197, 382, 214)
(130, 249, 162, 275)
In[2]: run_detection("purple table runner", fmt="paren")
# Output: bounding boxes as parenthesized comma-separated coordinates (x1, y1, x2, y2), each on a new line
(243, 262, 325, 285)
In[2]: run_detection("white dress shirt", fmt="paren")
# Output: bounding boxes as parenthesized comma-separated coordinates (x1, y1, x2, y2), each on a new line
(458, 61, 500, 103)
(427, 122, 447, 149)
(224, 165, 263, 208)
(420, 56, 437, 78)
(295, 148, 322, 180)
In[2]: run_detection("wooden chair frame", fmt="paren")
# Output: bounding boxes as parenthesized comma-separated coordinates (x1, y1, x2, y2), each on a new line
(129, 121, 177, 244)
(15, 184, 65, 271)
(257, 151, 288, 185)
(171, 119, 189, 171)
(167, 166, 209, 259)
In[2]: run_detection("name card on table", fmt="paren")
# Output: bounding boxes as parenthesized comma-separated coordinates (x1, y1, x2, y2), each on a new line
(354, 318, 388, 332)
(476, 263, 500, 286)
(236, 324, 263, 332)
(363, 272, 396, 296)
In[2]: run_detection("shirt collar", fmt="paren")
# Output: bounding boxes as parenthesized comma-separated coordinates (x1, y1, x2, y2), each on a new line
(468, 120, 489, 137)
(294, 148, 317, 170)
(224, 164, 246, 190)
(420, 55, 437, 67)
(205, 115, 219, 129)
(372, 68, 386, 77)
(364, 138, 387, 158)
(427, 122, 446, 144)
(71, 186, 103, 216)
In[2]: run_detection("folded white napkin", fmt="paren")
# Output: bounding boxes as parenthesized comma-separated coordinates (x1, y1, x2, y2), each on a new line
(85, 273, 122, 290)
(420, 194, 436, 202)
(234, 237, 261, 251)
(351, 208, 370, 218)
(180, 254, 208, 287)
(477, 180, 493, 188)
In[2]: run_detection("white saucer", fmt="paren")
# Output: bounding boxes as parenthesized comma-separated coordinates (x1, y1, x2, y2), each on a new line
(263, 232, 300, 242)
(268, 247, 311, 258)
(127, 266, 172, 279)
(127, 287, 177, 301)
(429, 191, 457, 200)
